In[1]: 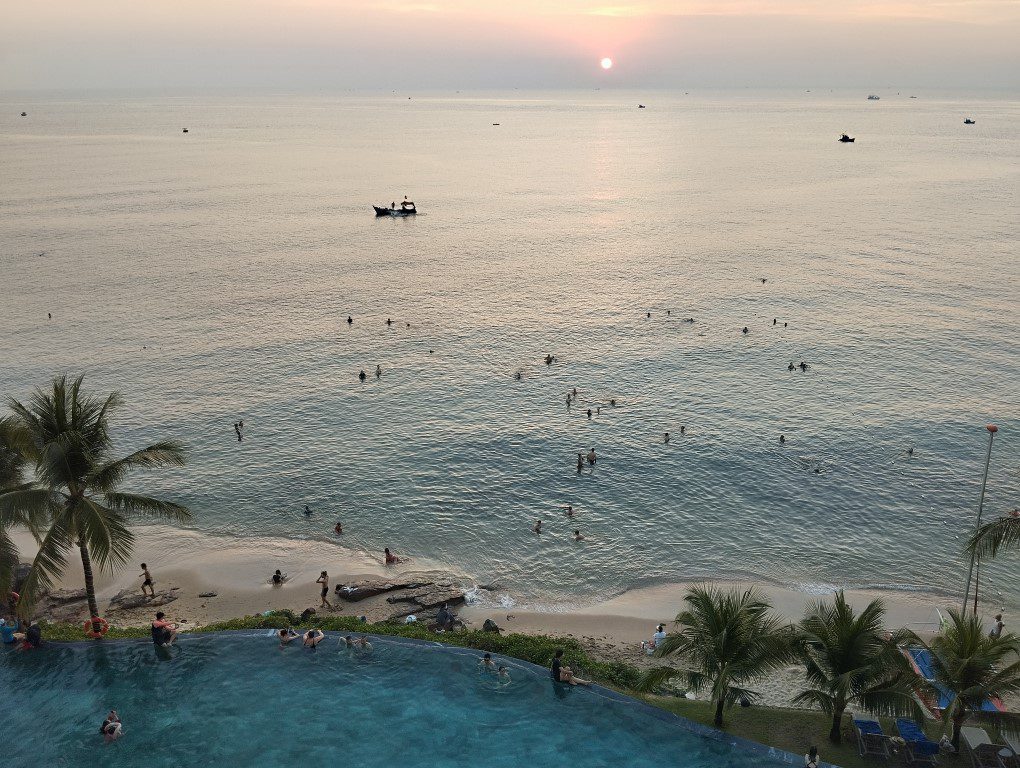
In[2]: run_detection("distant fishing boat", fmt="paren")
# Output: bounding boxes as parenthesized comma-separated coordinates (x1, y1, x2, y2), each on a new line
(638, 104, 646, 109)
(867, 94, 881, 100)
(964, 118, 976, 124)
(374, 206, 417, 217)
(20, 111, 27, 117)
(839, 134, 855, 143)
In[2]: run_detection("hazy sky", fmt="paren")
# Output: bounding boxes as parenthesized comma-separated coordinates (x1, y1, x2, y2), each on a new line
(4, 0, 1019, 90)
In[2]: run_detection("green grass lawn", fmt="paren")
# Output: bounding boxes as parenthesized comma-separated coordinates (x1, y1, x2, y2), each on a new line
(641, 696, 971, 768)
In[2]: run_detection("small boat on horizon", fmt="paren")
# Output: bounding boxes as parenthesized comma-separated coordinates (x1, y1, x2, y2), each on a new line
(20, 111, 27, 117)
(638, 104, 646, 108)
(867, 94, 881, 100)
(374, 205, 417, 217)
(839, 134, 855, 143)
(964, 118, 976, 124)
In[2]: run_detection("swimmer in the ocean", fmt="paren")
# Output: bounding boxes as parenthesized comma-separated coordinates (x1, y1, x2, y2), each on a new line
(515, 371, 522, 381)
(742, 327, 749, 334)
(577, 453, 584, 473)
(375, 365, 382, 377)
(779, 435, 786, 444)
(386, 318, 392, 326)
(664, 432, 670, 443)
(334, 522, 343, 535)
(646, 312, 651, 318)
(799, 362, 808, 371)
(533, 519, 542, 534)
(566, 394, 571, 407)
(773, 318, 777, 325)
(587, 448, 596, 466)
(359, 370, 367, 381)
(564, 505, 575, 517)
(609, 399, 616, 407)
(347, 316, 353, 325)
(788, 362, 795, 371)
(304, 505, 313, 515)
(573, 529, 585, 541)
(680, 425, 686, 435)
(572, 387, 578, 397)
(587, 408, 592, 419)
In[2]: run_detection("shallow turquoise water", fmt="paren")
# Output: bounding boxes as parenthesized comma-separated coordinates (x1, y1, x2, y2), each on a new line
(0, 633, 795, 767)
(0, 90, 1017, 607)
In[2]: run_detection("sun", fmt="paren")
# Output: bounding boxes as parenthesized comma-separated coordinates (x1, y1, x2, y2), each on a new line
(600, 57, 613, 70)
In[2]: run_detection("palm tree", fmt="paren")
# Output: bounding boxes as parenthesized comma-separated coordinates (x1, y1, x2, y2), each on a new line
(907, 609, 1020, 752)
(968, 512, 1020, 561)
(635, 584, 795, 727)
(0, 375, 190, 629)
(0, 416, 31, 596)
(793, 591, 923, 744)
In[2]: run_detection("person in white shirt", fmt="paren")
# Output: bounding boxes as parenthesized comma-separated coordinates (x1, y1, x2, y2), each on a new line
(652, 624, 667, 645)
(805, 745, 820, 767)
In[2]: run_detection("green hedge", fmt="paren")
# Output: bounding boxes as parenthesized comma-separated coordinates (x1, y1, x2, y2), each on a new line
(36, 611, 642, 690)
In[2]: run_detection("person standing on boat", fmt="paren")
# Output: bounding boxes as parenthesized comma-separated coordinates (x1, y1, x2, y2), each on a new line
(400, 195, 415, 211)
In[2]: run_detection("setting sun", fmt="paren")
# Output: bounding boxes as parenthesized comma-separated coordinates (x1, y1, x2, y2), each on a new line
(600, 57, 613, 70)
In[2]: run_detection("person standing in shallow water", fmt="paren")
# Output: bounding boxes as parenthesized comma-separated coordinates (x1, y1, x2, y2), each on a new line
(587, 448, 596, 466)
(577, 453, 584, 473)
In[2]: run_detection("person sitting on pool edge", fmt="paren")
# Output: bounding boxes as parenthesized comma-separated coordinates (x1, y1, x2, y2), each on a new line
(151, 612, 177, 646)
(550, 649, 590, 686)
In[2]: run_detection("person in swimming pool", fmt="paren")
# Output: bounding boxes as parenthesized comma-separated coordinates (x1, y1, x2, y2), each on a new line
(497, 665, 511, 684)
(479, 652, 496, 671)
(99, 710, 122, 742)
(278, 628, 299, 647)
(303, 628, 325, 649)
(355, 636, 372, 650)
(550, 649, 590, 686)
(342, 635, 355, 648)
(316, 571, 333, 609)
(151, 612, 177, 646)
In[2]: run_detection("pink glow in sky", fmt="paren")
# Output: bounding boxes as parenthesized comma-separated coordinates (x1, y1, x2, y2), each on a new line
(3, 0, 1018, 89)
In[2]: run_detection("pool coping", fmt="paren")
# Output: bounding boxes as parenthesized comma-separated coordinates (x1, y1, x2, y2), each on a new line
(35, 629, 842, 767)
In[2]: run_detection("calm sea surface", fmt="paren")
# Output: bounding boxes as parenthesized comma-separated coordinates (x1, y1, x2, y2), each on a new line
(1, 90, 1018, 610)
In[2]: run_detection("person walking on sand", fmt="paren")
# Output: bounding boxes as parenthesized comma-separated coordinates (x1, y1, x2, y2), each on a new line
(139, 563, 155, 597)
(316, 571, 333, 609)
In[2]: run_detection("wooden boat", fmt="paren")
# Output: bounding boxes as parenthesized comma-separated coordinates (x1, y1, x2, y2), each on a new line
(374, 206, 416, 217)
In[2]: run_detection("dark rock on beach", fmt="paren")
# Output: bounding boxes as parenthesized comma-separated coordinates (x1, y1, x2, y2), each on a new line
(108, 586, 180, 611)
(335, 579, 428, 602)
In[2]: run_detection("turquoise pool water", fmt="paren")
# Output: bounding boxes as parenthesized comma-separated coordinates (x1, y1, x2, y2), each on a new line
(0, 633, 800, 767)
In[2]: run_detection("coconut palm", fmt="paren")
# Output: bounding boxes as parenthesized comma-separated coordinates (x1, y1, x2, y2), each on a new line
(0, 416, 31, 596)
(968, 512, 1020, 561)
(635, 584, 795, 726)
(907, 609, 1020, 752)
(793, 591, 923, 744)
(0, 375, 190, 629)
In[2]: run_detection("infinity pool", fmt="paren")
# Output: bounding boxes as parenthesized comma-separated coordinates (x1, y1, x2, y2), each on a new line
(0, 633, 799, 767)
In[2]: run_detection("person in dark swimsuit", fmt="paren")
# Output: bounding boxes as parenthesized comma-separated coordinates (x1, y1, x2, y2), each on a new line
(577, 453, 583, 473)
(316, 571, 333, 609)
(150, 612, 176, 646)
(550, 649, 590, 685)
(139, 563, 155, 597)
(272, 569, 284, 585)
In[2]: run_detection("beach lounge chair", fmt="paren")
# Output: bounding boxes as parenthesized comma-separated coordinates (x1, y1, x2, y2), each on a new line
(853, 717, 891, 760)
(896, 718, 939, 766)
(960, 727, 1018, 768)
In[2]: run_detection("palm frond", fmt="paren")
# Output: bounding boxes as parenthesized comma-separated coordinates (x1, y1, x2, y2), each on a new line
(103, 492, 191, 524)
(634, 665, 686, 693)
(16, 515, 75, 611)
(0, 527, 21, 596)
(968, 515, 1020, 560)
(87, 442, 187, 492)
(75, 498, 135, 573)
(792, 688, 837, 714)
(0, 485, 57, 531)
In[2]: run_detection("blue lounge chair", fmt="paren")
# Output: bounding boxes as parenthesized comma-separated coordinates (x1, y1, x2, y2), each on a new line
(854, 717, 891, 760)
(896, 718, 939, 766)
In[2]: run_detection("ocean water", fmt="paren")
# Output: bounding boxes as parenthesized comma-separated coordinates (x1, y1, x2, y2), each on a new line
(0, 633, 796, 767)
(1, 90, 1018, 610)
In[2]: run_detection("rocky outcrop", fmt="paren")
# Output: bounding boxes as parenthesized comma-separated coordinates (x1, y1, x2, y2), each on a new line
(107, 587, 180, 612)
(335, 579, 428, 602)
(384, 583, 466, 621)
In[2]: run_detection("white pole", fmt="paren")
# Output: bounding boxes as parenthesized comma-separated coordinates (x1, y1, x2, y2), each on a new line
(961, 424, 997, 617)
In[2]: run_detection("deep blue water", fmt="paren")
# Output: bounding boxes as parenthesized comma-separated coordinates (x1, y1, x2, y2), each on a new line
(0, 91, 1017, 608)
(0, 633, 796, 767)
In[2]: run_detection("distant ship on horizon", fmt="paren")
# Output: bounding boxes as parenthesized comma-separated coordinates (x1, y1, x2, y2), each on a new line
(867, 94, 881, 100)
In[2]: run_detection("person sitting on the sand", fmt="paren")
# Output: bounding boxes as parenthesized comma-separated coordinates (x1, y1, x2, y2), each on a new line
(651, 624, 667, 646)
(303, 629, 325, 648)
(278, 628, 299, 647)
(550, 649, 590, 686)
(384, 548, 401, 565)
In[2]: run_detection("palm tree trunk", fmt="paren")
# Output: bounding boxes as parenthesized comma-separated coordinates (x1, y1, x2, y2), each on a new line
(714, 698, 725, 727)
(78, 540, 101, 633)
(951, 714, 965, 753)
(829, 708, 844, 744)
